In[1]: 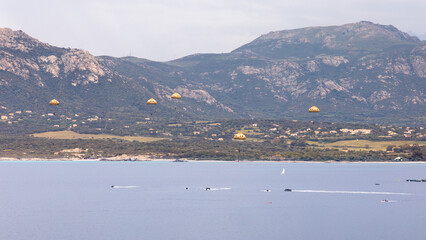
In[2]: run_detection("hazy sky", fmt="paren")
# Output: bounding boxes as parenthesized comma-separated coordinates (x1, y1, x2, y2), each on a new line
(1, 0, 425, 61)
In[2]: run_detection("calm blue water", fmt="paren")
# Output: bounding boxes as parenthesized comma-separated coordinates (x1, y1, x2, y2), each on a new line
(0, 161, 425, 240)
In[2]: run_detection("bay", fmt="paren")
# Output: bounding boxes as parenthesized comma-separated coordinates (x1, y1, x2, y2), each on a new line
(0, 161, 425, 240)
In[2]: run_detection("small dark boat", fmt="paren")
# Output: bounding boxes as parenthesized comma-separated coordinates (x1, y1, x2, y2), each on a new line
(406, 179, 426, 182)
(284, 188, 292, 192)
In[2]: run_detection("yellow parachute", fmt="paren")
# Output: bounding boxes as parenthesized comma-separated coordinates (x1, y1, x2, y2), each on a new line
(49, 99, 59, 105)
(171, 92, 182, 99)
(147, 98, 157, 105)
(309, 106, 320, 112)
(233, 132, 247, 140)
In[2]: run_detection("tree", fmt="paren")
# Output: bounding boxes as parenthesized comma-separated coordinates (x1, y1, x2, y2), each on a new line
(386, 145, 396, 152)
(410, 145, 424, 160)
(291, 139, 307, 147)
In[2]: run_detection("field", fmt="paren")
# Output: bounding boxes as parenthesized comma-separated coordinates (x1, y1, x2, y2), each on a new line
(32, 131, 167, 142)
(309, 140, 426, 151)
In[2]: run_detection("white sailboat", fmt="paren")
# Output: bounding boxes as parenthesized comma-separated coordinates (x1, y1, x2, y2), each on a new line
(281, 168, 285, 175)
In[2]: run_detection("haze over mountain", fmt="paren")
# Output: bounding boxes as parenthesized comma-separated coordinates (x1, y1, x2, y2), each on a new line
(407, 31, 426, 41)
(0, 21, 425, 124)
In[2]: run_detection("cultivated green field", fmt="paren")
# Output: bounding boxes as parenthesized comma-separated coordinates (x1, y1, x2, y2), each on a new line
(32, 131, 167, 142)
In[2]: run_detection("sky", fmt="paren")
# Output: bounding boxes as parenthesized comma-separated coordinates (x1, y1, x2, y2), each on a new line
(1, 0, 425, 61)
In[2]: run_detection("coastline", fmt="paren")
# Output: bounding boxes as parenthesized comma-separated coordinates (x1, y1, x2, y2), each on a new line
(0, 156, 425, 164)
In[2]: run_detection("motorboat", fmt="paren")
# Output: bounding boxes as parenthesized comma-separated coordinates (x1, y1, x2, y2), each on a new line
(406, 179, 426, 182)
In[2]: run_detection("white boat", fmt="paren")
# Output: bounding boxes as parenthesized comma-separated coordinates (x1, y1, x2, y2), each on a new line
(281, 168, 285, 175)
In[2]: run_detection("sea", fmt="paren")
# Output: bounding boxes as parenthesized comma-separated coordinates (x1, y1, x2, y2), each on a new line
(0, 161, 425, 240)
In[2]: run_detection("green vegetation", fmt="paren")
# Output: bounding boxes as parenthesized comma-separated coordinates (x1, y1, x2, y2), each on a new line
(308, 140, 426, 151)
(1, 119, 424, 161)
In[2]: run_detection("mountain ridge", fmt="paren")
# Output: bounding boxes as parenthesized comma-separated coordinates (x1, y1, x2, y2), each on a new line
(0, 21, 425, 128)
(232, 21, 421, 59)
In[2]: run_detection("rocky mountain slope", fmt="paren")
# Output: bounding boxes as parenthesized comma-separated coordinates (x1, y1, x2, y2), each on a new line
(0, 21, 425, 125)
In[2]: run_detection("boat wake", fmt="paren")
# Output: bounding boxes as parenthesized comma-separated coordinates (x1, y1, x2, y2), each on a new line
(111, 185, 139, 189)
(206, 187, 232, 191)
(292, 190, 412, 195)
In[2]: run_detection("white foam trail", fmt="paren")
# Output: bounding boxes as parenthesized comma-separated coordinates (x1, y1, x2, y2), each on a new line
(292, 190, 412, 195)
(111, 186, 139, 189)
(209, 187, 231, 191)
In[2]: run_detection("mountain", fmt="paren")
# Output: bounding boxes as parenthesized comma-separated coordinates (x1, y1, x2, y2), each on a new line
(0, 28, 233, 121)
(166, 21, 425, 123)
(0, 21, 425, 126)
(233, 21, 420, 58)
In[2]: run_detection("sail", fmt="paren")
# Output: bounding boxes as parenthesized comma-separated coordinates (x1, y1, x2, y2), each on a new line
(281, 168, 285, 175)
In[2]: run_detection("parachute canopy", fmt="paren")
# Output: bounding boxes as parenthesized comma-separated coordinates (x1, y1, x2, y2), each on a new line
(309, 106, 320, 112)
(233, 132, 247, 140)
(171, 92, 182, 99)
(147, 98, 157, 105)
(49, 99, 59, 105)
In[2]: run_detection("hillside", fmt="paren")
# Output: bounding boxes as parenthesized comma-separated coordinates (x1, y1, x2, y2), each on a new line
(168, 21, 425, 123)
(0, 21, 425, 131)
